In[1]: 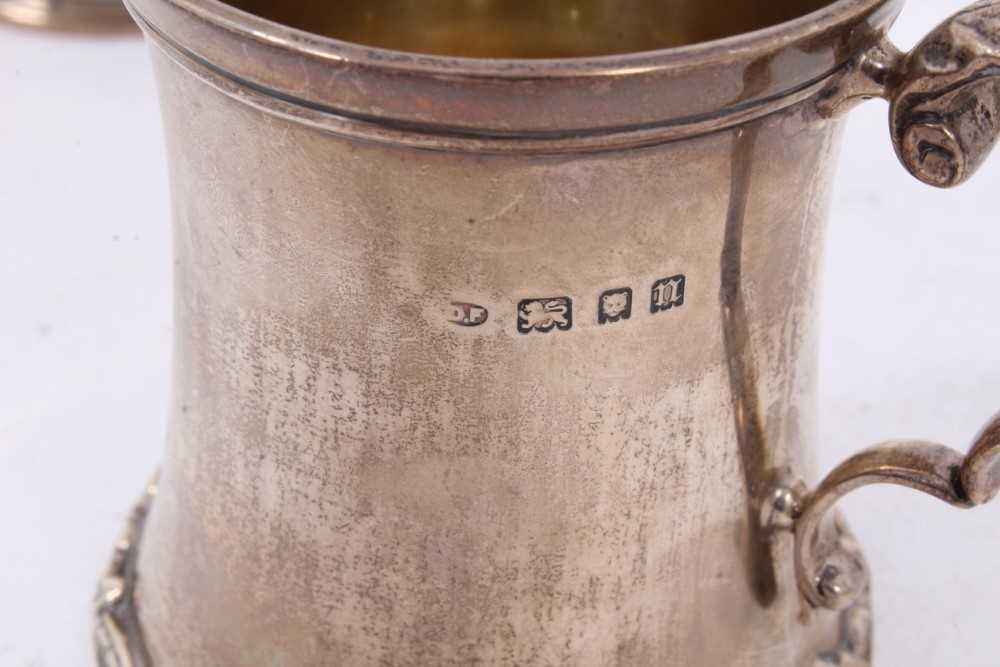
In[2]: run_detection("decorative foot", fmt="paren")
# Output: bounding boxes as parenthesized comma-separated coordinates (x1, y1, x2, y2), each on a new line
(93, 477, 873, 667)
(93, 478, 157, 667)
(814, 591, 872, 667)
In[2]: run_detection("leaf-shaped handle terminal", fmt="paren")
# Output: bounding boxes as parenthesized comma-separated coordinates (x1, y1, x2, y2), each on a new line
(793, 412, 1000, 611)
(890, 1, 1000, 187)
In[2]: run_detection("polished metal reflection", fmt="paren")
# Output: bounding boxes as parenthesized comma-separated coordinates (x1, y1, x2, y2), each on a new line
(0, 0, 132, 30)
(96, 0, 1000, 665)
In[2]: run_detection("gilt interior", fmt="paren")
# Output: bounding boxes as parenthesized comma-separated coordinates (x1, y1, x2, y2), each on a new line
(221, 0, 838, 59)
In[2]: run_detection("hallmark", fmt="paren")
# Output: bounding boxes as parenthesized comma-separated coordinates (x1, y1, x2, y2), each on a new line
(598, 288, 632, 325)
(517, 297, 573, 334)
(651, 275, 686, 313)
(449, 302, 489, 327)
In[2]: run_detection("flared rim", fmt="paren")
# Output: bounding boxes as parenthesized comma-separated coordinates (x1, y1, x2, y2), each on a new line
(126, 0, 904, 145)
(152, 0, 894, 78)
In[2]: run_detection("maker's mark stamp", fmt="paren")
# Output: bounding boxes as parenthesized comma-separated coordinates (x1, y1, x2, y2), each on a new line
(449, 302, 489, 327)
(651, 275, 686, 313)
(517, 297, 573, 334)
(598, 288, 632, 325)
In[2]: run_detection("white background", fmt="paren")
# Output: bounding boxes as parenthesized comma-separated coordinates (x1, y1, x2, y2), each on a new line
(2, 1, 999, 665)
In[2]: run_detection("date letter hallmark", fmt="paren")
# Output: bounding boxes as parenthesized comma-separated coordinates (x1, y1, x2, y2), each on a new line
(651, 275, 686, 314)
(598, 288, 633, 325)
(449, 302, 489, 327)
(517, 297, 573, 334)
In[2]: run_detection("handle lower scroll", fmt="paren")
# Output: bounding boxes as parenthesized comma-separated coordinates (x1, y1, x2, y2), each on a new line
(792, 412, 1000, 611)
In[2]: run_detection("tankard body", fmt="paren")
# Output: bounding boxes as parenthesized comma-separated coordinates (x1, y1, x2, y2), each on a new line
(95, 1, 1000, 665)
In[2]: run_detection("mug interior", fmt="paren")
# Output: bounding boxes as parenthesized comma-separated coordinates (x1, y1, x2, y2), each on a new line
(220, 0, 838, 59)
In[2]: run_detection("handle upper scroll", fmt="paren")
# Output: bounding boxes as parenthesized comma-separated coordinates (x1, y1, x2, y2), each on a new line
(831, 2, 1000, 186)
(791, 412, 1000, 612)
(889, 1, 1000, 187)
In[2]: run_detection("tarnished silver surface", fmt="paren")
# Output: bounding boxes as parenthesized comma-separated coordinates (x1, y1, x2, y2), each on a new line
(95, 0, 1000, 665)
(100, 483, 875, 667)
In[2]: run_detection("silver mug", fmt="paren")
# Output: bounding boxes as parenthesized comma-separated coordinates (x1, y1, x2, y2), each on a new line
(95, 1, 1000, 665)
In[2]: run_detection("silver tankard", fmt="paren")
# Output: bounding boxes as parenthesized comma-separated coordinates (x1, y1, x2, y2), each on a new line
(95, 1, 1000, 665)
